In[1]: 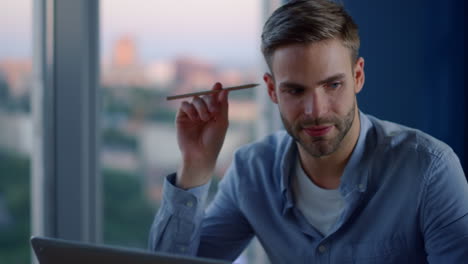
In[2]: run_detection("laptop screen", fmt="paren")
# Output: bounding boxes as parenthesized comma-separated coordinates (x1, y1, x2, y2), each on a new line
(31, 236, 231, 264)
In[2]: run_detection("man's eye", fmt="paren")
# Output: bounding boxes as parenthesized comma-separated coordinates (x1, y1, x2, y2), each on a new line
(328, 82, 342, 89)
(288, 88, 304, 95)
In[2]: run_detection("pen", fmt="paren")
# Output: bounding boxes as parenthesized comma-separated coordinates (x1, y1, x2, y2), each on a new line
(166, 83, 259, 101)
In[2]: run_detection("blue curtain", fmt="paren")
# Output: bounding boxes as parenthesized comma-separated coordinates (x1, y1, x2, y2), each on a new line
(342, 0, 466, 176)
(281, 0, 467, 175)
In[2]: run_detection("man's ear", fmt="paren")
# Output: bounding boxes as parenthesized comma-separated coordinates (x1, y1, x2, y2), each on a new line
(353, 57, 365, 94)
(264, 72, 278, 104)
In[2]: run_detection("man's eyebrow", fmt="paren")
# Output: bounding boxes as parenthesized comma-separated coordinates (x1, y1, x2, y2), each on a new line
(278, 81, 307, 90)
(278, 73, 346, 90)
(316, 73, 346, 86)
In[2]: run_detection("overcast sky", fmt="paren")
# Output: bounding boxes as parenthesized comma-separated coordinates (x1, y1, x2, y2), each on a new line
(0, 0, 262, 67)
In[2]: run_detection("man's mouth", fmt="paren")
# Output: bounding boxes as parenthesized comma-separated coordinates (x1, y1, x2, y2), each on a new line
(303, 125, 333, 137)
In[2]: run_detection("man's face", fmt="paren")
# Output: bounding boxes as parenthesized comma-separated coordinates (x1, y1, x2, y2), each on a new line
(264, 39, 364, 158)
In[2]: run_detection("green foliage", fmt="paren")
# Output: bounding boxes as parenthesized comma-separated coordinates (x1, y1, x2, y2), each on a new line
(148, 107, 175, 123)
(101, 87, 131, 116)
(0, 151, 31, 264)
(0, 78, 9, 104)
(0, 80, 30, 113)
(0, 151, 159, 262)
(103, 168, 157, 249)
(102, 128, 138, 150)
(102, 86, 176, 124)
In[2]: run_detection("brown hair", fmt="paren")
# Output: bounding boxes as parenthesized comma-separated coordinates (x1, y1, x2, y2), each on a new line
(261, 0, 360, 69)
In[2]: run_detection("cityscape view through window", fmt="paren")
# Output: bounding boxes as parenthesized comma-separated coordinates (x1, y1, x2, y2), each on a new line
(100, 1, 269, 263)
(0, 0, 33, 263)
(0, 1, 271, 263)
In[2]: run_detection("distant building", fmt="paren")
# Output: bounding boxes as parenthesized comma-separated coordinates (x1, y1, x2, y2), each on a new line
(139, 123, 180, 170)
(101, 35, 147, 88)
(101, 35, 260, 95)
(139, 122, 253, 203)
(112, 35, 138, 67)
(173, 56, 217, 93)
(0, 59, 32, 97)
(0, 111, 32, 156)
(100, 147, 140, 172)
(229, 100, 258, 123)
(217, 68, 244, 87)
(145, 60, 176, 89)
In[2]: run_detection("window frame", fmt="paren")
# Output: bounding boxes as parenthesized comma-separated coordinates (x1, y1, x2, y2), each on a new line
(32, 0, 101, 245)
(31, 1, 284, 263)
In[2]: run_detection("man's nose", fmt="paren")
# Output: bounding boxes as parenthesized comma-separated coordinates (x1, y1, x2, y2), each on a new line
(303, 92, 326, 119)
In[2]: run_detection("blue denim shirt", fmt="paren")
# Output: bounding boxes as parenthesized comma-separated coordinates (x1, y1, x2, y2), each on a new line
(149, 112, 468, 263)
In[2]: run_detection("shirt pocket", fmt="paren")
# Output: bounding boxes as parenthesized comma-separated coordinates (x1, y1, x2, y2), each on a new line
(351, 236, 408, 264)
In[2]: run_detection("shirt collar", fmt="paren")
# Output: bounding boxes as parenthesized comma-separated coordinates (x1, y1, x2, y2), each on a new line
(280, 111, 373, 214)
(280, 136, 296, 214)
(339, 111, 373, 196)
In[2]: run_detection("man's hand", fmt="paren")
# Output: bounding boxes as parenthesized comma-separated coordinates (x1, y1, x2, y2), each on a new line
(175, 83, 229, 189)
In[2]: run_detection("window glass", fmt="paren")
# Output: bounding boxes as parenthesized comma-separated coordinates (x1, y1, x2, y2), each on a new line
(0, 1, 33, 263)
(100, 1, 268, 262)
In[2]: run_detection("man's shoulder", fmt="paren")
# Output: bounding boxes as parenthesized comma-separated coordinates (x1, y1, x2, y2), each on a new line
(222, 130, 293, 193)
(366, 114, 453, 160)
(236, 130, 293, 158)
(230, 130, 293, 178)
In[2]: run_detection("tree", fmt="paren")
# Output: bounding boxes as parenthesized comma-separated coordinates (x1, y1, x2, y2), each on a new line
(103, 168, 156, 248)
(0, 77, 10, 107)
(0, 151, 30, 264)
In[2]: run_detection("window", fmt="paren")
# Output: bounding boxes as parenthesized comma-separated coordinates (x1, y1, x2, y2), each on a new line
(100, 0, 270, 262)
(0, 1, 33, 263)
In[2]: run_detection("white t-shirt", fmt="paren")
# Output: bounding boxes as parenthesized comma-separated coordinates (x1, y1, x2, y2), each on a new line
(292, 158, 345, 236)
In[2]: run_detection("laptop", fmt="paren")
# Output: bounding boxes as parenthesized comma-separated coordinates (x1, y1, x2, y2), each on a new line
(31, 236, 231, 264)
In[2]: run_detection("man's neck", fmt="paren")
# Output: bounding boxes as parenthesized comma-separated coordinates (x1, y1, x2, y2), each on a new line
(298, 110, 361, 190)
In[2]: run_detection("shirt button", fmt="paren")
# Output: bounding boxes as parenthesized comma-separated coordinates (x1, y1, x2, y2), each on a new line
(318, 245, 327, 253)
(186, 201, 194, 207)
(179, 246, 186, 252)
(358, 184, 365, 191)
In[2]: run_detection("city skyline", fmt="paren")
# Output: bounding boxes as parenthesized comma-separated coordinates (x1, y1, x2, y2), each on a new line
(0, 1, 267, 262)
(0, 0, 262, 67)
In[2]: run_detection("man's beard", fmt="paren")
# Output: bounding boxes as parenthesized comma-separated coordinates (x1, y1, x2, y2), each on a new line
(281, 103, 356, 158)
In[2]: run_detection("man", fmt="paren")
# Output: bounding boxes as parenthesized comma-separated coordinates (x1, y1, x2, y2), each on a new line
(149, 0, 468, 263)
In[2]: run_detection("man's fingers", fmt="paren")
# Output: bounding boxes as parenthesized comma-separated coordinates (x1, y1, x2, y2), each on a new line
(192, 96, 211, 121)
(209, 82, 229, 114)
(212, 82, 222, 91)
(211, 82, 223, 103)
(203, 92, 221, 114)
(219, 89, 229, 104)
(179, 101, 198, 121)
(178, 83, 226, 123)
(201, 83, 224, 116)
